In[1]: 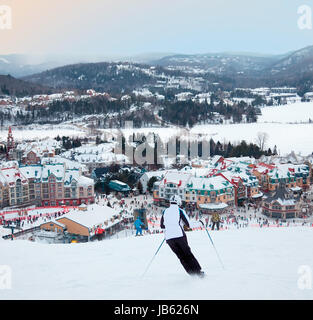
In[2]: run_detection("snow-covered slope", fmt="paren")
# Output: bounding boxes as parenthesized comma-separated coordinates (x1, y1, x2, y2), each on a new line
(0, 227, 312, 300)
(258, 102, 313, 123)
(191, 101, 313, 156)
(191, 122, 313, 156)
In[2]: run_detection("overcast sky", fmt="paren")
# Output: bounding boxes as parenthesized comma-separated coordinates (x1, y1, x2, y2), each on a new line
(1, 0, 313, 58)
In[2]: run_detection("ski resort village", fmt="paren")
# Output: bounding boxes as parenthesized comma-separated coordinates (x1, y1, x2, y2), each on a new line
(2, 42, 313, 300)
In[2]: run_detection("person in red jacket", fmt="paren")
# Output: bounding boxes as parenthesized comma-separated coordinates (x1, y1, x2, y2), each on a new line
(95, 227, 104, 241)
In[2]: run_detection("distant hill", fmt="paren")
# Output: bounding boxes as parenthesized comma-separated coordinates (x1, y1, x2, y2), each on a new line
(150, 52, 285, 76)
(0, 53, 173, 78)
(0, 54, 70, 78)
(22, 62, 187, 94)
(0, 74, 54, 97)
(151, 46, 313, 90)
(16, 45, 313, 94)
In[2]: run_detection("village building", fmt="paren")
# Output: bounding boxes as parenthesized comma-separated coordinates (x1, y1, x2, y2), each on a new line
(139, 169, 174, 193)
(60, 143, 128, 174)
(108, 180, 131, 195)
(253, 163, 310, 193)
(153, 171, 192, 206)
(261, 183, 301, 219)
(40, 204, 124, 241)
(185, 175, 235, 209)
(0, 162, 95, 208)
(15, 139, 62, 164)
(217, 162, 261, 205)
(0, 165, 29, 207)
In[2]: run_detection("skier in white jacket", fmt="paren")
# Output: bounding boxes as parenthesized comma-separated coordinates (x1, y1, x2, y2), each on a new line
(160, 195, 204, 277)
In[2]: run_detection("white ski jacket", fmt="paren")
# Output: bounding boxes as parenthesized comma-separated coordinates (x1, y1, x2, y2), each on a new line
(160, 204, 190, 240)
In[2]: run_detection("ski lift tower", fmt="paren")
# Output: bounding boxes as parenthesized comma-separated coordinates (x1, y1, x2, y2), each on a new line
(3, 220, 22, 240)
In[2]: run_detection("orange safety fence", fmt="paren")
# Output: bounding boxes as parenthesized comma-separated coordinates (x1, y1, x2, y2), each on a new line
(147, 219, 313, 230)
(0, 206, 78, 221)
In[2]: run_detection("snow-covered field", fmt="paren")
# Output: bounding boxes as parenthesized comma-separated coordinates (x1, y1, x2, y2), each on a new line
(0, 227, 312, 300)
(191, 102, 313, 156)
(0, 125, 86, 142)
(258, 102, 313, 123)
(191, 122, 313, 156)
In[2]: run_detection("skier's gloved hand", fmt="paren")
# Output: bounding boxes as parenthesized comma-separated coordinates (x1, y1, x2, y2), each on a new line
(183, 225, 193, 232)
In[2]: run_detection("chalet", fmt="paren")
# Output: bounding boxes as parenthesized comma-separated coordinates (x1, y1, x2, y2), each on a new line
(40, 220, 67, 234)
(54, 204, 123, 241)
(262, 183, 301, 219)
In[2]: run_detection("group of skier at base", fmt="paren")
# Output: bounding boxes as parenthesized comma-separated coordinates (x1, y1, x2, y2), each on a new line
(134, 195, 222, 278)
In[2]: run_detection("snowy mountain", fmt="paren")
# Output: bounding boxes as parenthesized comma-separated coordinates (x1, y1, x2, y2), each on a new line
(22, 62, 189, 93)
(0, 227, 312, 299)
(269, 46, 313, 75)
(19, 46, 313, 93)
(151, 52, 284, 76)
(151, 46, 313, 90)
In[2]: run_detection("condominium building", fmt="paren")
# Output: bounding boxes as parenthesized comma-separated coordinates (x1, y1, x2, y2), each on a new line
(0, 162, 95, 208)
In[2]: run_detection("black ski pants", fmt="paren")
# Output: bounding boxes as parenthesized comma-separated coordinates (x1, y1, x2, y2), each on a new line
(166, 235, 202, 275)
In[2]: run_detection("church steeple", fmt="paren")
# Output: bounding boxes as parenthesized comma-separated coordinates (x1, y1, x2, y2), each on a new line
(6, 126, 15, 160)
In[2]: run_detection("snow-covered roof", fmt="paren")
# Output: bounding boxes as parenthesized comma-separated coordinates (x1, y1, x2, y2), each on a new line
(57, 204, 120, 229)
(160, 172, 192, 188)
(19, 165, 42, 180)
(251, 192, 263, 199)
(141, 170, 175, 180)
(1, 167, 28, 185)
(187, 175, 232, 191)
(77, 175, 94, 187)
(60, 142, 128, 165)
(42, 164, 65, 181)
(199, 203, 228, 210)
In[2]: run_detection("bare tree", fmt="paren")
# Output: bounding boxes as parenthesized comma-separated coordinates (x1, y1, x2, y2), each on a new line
(255, 132, 269, 151)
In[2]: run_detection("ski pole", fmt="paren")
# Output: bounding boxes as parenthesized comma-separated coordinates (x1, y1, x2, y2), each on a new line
(141, 238, 165, 278)
(199, 220, 225, 270)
